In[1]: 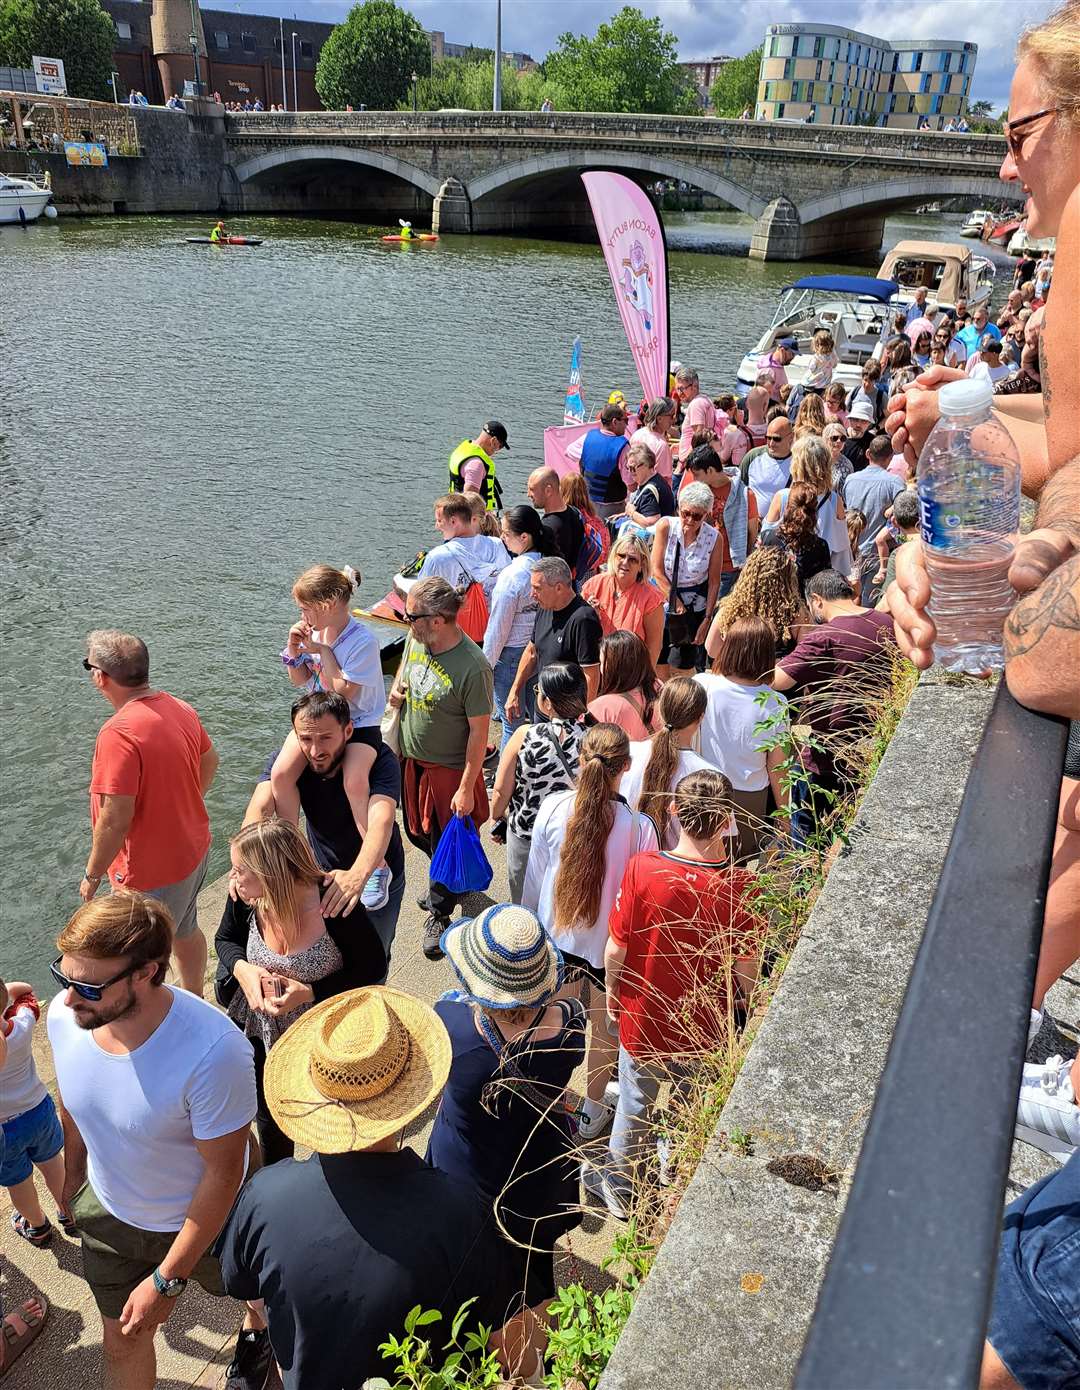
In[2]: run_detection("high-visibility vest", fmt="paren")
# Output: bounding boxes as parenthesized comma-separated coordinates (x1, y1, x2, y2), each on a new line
(448, 439, 502, 511)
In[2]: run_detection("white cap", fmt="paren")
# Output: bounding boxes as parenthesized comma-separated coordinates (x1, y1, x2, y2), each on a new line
(938, 378, 993, 416)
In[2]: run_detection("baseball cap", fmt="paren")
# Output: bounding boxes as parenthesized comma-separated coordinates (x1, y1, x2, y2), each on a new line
(849, 400, 875, 423)
(484, 420, 509, 450)
(778, 337, 798, 351)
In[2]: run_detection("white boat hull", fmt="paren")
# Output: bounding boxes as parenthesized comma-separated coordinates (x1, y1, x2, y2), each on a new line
(0, 189, 51, 224)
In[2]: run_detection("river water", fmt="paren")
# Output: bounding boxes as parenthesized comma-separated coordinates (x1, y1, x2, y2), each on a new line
(0, 209, 1008, 989)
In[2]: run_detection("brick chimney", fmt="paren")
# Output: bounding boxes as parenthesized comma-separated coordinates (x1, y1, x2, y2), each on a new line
(151, 0, 207, 102)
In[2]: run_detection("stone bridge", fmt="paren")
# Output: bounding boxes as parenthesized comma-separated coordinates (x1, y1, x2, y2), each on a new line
(224, 109, 1012, 260)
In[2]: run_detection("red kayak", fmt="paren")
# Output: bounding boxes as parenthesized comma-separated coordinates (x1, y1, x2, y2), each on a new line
(380, 233, 438, 243)
(186, 236, 263, 246)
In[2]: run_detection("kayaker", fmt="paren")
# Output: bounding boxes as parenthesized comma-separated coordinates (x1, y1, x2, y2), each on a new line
(447, 421, 508, 511)
(398, 219, 414, 241)
(210, 220, 228, 244)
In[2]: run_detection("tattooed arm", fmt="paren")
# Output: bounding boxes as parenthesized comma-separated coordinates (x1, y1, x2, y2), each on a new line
(1040, 181, 1079, 484)
(1004, 457, 1080, 720)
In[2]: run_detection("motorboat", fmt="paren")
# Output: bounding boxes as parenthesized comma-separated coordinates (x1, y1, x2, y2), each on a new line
(960, 209, 995, 237)
(0, 173, 53, 225)
(877, 240, 995, 315)
(985, 217, 1022, 247)
(1007, 224, 1055, 258)
(735, 274, 899, 397)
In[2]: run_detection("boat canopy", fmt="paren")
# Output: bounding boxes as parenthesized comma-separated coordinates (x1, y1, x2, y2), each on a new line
(877, 240, 975, 305)
(781, 274, 900, 301)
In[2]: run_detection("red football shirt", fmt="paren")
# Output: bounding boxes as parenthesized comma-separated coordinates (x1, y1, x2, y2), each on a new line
(609, 851, 759, 1059)
(90, 691, 212, 889)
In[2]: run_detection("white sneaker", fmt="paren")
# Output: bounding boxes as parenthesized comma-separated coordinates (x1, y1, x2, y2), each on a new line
(603, 1079, 621, 1108)
(576, 1099, 613, 1140)
(360, 865, 391, 911)
(1016, 1055, 1079, 1163)
(1027, 1008, 1044, 1052)
(580, 1161, 628, 1220)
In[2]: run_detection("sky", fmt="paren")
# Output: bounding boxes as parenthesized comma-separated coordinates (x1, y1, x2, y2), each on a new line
(217, 0, 1056, 111)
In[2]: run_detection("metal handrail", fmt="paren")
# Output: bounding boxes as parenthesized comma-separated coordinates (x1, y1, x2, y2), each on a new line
(795, 682, 1068, 1389)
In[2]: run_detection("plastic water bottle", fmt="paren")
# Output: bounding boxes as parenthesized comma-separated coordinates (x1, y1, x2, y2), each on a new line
(916, 378, 1020, 675)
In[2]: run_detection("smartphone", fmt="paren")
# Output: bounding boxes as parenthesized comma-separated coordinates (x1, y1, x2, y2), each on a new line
(262, 974, 285, 1000)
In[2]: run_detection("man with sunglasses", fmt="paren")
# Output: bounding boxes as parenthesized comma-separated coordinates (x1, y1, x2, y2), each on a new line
(386, 576, 493, 960)
(81, 631, 219, 998)
(47, 892, 263, 1390)
(739, 413, 794, 514)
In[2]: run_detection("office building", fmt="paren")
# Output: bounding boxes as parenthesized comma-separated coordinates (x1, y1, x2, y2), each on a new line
(755, 23, 976, 129)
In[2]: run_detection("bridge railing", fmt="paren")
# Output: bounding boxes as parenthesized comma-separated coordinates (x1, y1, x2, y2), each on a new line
(224, 108, 1005, 163)
(795, 685, 1068, 1388)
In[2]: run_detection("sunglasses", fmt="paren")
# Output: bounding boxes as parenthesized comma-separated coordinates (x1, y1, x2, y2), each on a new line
(680, 510, 707, 522)
(81, 658, 103, 673)
(1005, 107, 1059, 158)
(50, 955, 138, 1001)
(403, 611, 438, 623)
(766, 435, 788, 444)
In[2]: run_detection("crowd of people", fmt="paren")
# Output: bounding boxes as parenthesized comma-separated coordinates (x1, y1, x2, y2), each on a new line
(2, 8, 1077, 1390)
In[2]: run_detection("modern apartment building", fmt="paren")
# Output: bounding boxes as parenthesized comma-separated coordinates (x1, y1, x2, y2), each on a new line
(755, 24, 976, 130)
(680, 55, 734, 107)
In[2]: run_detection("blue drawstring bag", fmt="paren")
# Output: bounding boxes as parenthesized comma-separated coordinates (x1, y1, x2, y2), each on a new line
(429, 816, 493, 895)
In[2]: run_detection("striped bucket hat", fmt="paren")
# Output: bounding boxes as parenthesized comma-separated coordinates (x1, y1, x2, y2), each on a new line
(440, 904, 563, 1010)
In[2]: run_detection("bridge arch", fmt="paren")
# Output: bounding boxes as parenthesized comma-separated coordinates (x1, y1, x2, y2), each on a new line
(230, 144, 443, 199)
(467, 149, 767, 232)
(798, 174, 1011, 225)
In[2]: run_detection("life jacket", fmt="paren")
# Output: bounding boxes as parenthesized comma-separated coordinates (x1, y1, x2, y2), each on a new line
(580, 430, 628, 505)
(448, 439, 502, 511)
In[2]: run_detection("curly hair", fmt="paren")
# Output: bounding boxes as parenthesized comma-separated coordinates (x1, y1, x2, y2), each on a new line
(714, 546, 808, 646)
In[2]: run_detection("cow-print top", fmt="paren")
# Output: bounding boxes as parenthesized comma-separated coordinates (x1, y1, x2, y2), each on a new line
(507, 719, 586, 839)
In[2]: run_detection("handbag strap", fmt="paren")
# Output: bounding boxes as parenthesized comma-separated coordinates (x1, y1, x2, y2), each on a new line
(538, 723, 577, 781)
(477, 1004, 571, 1119)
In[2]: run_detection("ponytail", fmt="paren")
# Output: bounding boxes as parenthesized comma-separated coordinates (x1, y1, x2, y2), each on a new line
(636, 678, 707, 844)
(552, 724, 629, 935)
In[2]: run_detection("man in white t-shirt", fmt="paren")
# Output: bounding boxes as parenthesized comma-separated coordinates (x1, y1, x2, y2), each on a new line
(400, 493, 508, 602)
(742, 415, 794, 514)
(48, 893, 264, 1390)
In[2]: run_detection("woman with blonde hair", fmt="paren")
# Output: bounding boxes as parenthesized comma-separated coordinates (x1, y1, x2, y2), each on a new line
(793, 391, 827, 438)
(620, 677, 718, 850)
(706, 546, 810, 660)
(761, 435, 851, 573)
(523, 724, 659, 1137)
(561, 471, 610, 577)
(215, 819, 386, 1162)
(581, 530, 665, 665)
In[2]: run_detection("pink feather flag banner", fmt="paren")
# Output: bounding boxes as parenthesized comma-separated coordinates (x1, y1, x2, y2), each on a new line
(580, 171, 670, 405)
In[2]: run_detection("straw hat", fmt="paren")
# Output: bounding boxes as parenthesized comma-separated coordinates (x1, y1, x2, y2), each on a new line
(440, 904, 563, 1011)
(264, 987, 451, 1152)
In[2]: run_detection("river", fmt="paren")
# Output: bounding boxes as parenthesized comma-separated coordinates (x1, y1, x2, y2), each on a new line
(0, 208, 1012, 990)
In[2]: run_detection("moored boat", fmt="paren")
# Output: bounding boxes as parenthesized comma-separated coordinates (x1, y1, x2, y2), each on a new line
(877, 240, 995, 315)
(0, 173, 53, 225)
(960, 209, 994, 237)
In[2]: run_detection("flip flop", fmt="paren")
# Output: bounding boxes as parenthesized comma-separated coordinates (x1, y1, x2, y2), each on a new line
(1, 1296, 49, 1379)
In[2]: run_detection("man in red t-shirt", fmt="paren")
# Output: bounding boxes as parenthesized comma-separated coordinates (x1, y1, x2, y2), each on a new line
(582, 770, 760, 1216)
(82, 630, 219, 994)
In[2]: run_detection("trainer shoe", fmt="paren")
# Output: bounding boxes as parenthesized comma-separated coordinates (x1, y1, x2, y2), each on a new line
(577, 1097, 614, 1140)
(422, 913, 450, 962)
(224, 1326, 274, 1390)
(1016, 1054, 1079, 1163)
(360, 865, 390, 912)
(580, 1160, 629, 1220)
(1027, 1008, 1044, 1052)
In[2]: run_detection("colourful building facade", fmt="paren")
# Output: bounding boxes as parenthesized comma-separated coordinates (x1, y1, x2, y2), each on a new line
(756, 24, 976, 130)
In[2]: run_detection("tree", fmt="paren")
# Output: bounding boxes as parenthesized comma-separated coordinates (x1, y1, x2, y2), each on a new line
(966, 97, 1004, 134)
(408, 55, 549, 112)
(0, 0, 114, 100)
(708, 46, 762, 117)
(315, 0, 429, 111)
(544, 7, 700, 116)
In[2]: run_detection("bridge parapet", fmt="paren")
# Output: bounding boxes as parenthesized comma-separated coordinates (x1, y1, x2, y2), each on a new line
(225, 109, 1006, 168)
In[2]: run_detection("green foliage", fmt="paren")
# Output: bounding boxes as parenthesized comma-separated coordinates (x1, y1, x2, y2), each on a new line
(708, 45, 762, 117)
(365, 1299, 503, 1389)
(315, 0, 429, 112)
(544, 6, 700, 116)
(543, 1222, 654, 1389)
(407, 55, 548, 113)
(0, 0, 114, 100)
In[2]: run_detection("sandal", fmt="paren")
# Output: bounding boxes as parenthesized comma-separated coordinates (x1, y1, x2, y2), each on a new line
(1, 1295, 49, 1379)
(57, 1208, 78, 1238)
(10, 1211, 53, 1246)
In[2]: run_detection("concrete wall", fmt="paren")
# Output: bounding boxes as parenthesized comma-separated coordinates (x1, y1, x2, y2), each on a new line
(600, 668, 1073, 1388)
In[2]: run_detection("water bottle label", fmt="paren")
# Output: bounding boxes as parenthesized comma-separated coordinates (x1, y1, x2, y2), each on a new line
(919, 495, 964, 547)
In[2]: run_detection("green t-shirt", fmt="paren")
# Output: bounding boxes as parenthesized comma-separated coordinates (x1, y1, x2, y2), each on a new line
(399, 633, 493, 769)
